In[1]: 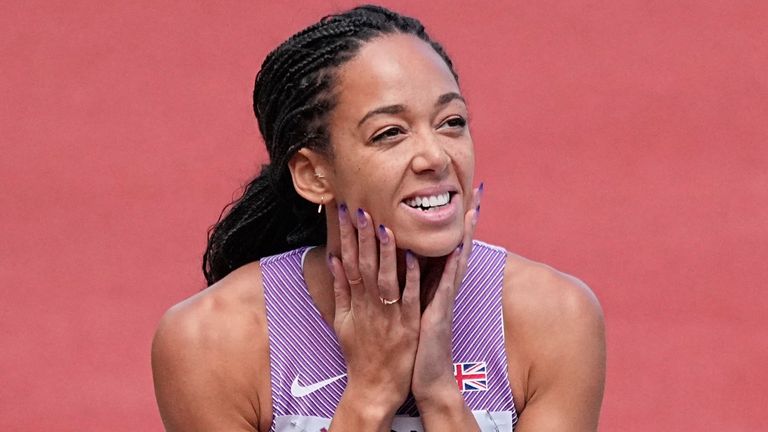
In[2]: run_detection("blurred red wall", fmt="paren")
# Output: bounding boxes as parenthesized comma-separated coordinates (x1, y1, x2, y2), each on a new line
(1, 0, 766, 430)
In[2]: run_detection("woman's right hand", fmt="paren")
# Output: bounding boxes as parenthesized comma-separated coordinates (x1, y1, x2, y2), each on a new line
(327, 204, 421, 417)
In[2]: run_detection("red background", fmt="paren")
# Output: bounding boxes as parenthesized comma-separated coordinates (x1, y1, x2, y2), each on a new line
(2, 1, 766, 430)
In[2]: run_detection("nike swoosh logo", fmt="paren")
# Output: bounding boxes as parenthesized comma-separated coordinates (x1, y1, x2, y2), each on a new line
(290, 373, 347, 398)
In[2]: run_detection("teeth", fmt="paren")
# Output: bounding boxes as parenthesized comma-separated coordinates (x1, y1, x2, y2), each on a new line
(405, 192, 451, 210)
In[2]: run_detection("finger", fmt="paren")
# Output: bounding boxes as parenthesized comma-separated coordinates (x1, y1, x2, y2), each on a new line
(401, 249, 421, 323)
(473, 182, 483, 229)
(457, 204, 477, 285)
(328, 253, 351, 316)
(473, 181, 484, 210)
(337, 204, 364, 308)
(355, 208, 379, 302)
(456, 184, 483, 287)
(376, 224, 399, 305)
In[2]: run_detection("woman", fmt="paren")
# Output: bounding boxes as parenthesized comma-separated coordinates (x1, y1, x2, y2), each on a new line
(152, 5, 605, 431)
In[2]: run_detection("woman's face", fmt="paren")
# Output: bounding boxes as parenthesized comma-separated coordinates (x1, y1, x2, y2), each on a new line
(327, 33, 474, 257)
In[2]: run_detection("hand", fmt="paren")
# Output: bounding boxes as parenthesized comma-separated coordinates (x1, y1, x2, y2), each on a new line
(411, 185, 483, 405)
(327, 205, 421, 414)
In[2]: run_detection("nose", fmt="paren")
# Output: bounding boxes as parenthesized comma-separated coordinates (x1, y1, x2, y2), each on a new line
(410, 132, 450, 176)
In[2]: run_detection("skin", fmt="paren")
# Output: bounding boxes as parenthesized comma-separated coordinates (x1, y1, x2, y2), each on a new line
(152, 33, 606, 431)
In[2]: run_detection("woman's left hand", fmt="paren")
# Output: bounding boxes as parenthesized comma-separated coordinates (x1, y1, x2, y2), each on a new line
(410, 185, 482, 406)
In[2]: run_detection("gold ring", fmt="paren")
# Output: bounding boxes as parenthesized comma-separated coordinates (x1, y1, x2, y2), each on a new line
(347, 277, 363, 285)
(380, 296, 401, 305)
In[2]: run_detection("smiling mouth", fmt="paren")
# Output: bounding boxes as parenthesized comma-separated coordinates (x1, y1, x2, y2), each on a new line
(403, 192, 456, 211)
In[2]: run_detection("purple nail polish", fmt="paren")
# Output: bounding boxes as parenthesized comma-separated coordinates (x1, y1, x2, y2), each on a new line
(457, 242, 464, 253)
(326, 253, 334, 271)
(357, 208, 368, 228)
(338, 203, 348, 223)
(479, 182, 484, 194)
(378, 224, 389, 244)
(406, 249, 416, 269)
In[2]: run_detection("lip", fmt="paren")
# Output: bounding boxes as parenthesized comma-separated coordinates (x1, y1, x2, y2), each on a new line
(399, 191, 459, 225)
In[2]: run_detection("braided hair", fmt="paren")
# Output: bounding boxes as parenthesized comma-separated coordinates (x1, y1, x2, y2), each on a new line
(202, 4, 459, 286)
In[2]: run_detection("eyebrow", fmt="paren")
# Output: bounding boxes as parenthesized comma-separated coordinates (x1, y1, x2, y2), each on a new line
(357, 92, 466, 128)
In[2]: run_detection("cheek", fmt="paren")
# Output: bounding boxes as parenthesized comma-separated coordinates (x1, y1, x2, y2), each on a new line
(450, 144, 475, 206)
(342, 160, 364, 181)
(450, 143, 475, 178)
(331, 151, 397, 204)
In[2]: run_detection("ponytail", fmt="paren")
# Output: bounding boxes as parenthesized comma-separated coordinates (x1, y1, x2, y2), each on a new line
(202, 164, 325, 286)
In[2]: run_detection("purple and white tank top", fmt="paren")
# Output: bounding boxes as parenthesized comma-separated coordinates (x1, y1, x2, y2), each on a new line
(261, 240, 518, 431)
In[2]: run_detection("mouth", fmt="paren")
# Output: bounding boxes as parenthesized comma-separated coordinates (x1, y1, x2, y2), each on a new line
(402, 191, 457, 212)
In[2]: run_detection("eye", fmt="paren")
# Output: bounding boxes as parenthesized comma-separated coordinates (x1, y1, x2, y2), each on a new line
(372, 127, 404, 143)
(440, 116, 467, 129)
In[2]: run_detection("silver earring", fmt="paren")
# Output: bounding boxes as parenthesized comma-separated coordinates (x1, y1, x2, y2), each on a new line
(318, 195, 324, 214)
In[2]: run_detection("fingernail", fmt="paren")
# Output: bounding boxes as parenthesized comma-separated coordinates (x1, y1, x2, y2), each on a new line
(473, 205, 480, 225)
(338, 203, 348, 223)
(357, 208, 368, 228)
(406, 249, 416, 269)
(326, 253, 334, 271)
(378, 224, 389, 244)
(479, 181, 484, 194)
(457, 242, 464, 253)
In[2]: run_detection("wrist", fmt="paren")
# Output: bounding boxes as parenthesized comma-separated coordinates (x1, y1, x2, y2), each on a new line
(330, 383, 400, 431)
(414, 380, 465, 414)
(415, 384, 479, 432)
(412, 372, 460, 405)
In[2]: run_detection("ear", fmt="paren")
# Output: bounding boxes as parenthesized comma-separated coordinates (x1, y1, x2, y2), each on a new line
(288, 148, 334, 206)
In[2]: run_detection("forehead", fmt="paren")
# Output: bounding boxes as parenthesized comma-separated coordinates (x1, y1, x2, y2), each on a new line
(332, 33, 460, 117)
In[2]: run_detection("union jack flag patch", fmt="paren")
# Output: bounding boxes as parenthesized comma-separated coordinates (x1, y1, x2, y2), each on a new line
(453, 361, 488, 392)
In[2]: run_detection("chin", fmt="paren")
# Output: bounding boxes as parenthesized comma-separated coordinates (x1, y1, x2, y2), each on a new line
(397, 229, 464, 257)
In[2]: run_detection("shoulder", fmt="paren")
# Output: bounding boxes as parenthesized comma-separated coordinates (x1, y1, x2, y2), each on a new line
(470, 240, 602, 320)
(500, 251, 606, 426)
(501, 251, 605, 369)
(153, 261, 267, 359)
(151, 261, 269, 431)
(502, 251, 604, 334)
